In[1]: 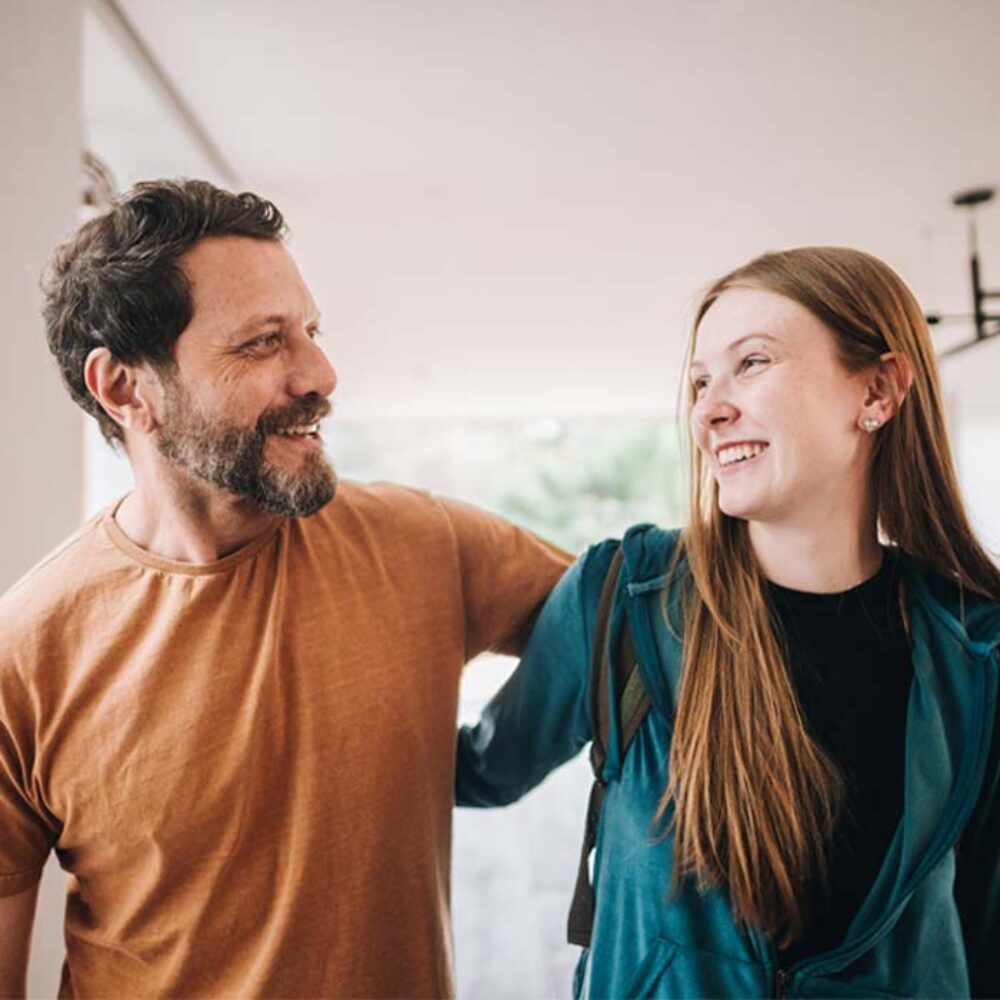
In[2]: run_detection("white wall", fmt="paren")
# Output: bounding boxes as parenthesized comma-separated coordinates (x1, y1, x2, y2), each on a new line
(0, 0, 83, 590)
(0, 2, 82, 995)
(942, 337, 1000, 560)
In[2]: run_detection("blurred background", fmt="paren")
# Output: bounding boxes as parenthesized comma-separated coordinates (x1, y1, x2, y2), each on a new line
(3, 1, 999, 995)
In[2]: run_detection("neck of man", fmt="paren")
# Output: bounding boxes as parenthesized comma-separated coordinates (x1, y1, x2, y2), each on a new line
(115, 446, 280, 564)
(747, 486, 883, 594)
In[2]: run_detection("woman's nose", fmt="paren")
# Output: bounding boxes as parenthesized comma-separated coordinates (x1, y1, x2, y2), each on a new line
(692, 386, 739, 430)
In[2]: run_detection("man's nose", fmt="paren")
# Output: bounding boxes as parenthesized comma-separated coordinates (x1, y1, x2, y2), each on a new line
(288, 332, 337, 399)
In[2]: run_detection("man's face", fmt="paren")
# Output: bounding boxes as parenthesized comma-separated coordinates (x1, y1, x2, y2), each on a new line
(153, 236, 338, 517)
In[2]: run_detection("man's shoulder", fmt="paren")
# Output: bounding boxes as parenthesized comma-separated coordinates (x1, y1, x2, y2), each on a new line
(314, 480, 505, 541)
(308, 481, 568, 606)
(326, 479, 444, 517)
(0, 511, 119, 638)
(306, 480, 447, 539)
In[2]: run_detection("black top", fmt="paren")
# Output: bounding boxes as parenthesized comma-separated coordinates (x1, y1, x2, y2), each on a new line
(767, 549, 912, 962)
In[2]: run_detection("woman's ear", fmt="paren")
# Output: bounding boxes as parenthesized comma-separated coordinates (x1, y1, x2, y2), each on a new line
(83, 348, 164, 437)
(858, 352, 914, 429)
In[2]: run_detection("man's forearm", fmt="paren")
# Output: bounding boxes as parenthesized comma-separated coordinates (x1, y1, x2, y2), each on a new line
(0, 883, 39, 1000)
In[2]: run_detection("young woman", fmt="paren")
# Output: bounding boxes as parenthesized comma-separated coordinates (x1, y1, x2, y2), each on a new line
(457, 247, 1000, 999)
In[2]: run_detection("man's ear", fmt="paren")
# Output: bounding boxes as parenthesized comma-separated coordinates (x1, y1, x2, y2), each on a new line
(859, 351, 914, 427)
(83, 348, 164, 437)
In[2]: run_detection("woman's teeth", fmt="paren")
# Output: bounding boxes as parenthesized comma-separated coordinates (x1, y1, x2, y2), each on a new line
(718, 442, 767, 467)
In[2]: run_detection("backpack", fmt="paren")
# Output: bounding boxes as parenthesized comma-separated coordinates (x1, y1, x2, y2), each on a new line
(566, 545, 652, 948)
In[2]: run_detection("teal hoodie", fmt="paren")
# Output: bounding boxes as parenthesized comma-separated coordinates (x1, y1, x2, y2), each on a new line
(457, 526, 1000, 998)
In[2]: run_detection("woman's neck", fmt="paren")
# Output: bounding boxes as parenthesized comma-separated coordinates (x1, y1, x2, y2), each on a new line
(747, 516, 883, 594)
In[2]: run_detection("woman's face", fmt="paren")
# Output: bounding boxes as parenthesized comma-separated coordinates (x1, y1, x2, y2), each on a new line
(689, 286, 874, 529)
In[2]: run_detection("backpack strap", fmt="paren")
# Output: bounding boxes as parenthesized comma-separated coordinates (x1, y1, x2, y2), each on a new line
(567, 547, 652, 947)
(619, 634, 650, 749)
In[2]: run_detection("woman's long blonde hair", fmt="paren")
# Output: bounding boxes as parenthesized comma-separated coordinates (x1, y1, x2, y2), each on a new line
(658, 246, 1000, 946)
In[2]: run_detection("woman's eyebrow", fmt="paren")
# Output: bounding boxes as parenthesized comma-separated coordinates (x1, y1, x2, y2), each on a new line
(690, 332, 780, 371)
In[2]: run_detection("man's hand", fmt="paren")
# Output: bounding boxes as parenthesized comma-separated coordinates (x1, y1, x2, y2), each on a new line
(0, 884, 38, 1000)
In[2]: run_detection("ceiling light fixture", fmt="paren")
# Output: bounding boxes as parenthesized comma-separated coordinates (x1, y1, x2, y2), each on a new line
(926, 186, 1000, 358)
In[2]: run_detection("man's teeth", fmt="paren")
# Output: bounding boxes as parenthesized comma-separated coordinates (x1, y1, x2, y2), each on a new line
(277, 423, 320, 437)
(719, 443, 767, 467)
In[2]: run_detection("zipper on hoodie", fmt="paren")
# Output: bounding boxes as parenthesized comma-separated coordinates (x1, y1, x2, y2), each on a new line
(790, 643, 994, 986)
(752, 660, 992, 1000)
(773, 967, 790, 998)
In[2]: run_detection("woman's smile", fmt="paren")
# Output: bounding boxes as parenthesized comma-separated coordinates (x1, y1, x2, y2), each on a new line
(716, 441, 770, 473)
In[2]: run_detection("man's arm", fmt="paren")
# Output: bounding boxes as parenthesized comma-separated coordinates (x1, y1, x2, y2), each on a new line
(456, 543, 619, 807)
(436, 496, 572, 660)
(0, 883, 39, 999)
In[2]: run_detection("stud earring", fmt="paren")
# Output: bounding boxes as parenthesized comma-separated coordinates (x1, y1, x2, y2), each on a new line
(860, 417, 881, 433)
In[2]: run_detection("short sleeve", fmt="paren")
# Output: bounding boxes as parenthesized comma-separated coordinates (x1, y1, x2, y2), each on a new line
(0, 718, 53, 897)
(436, 497, 572, 659)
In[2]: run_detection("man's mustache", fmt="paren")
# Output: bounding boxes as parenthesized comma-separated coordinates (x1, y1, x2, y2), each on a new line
(258, 395, 332, 435)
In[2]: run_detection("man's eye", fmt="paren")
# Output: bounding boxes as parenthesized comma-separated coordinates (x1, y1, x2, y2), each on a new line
(246, 333, 281, 351)
(307, 327, 323, 341)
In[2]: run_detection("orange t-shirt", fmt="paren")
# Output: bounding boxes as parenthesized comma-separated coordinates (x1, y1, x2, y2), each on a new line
(0, 482, 570, 998)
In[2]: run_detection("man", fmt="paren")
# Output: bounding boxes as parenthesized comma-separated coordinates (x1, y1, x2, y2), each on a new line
(0, 180, 569, 997)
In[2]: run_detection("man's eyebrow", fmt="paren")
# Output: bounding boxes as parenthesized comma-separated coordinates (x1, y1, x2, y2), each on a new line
(689, 332, 780, 371)
(229, 312, 323, 341)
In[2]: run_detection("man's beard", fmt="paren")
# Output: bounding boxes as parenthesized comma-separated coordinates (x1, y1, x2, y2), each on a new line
(155, 381, 337, 518)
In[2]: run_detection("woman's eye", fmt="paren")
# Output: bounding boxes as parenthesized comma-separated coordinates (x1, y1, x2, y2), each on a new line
(740, 355, 768, 372)
(692, 377, 709, 395)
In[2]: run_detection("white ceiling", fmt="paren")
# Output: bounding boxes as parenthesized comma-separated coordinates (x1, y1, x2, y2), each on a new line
(83, 0, 1000, 420)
